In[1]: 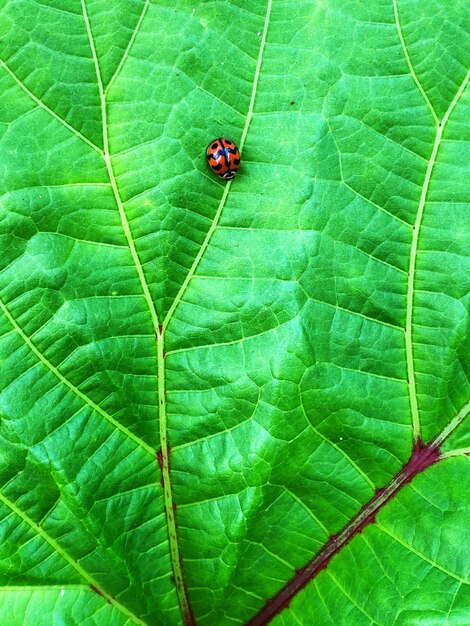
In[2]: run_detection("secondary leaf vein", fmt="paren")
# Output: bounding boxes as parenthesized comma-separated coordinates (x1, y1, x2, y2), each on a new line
(80, 1, 194, 622)
(0, 491, 148, 626)
(377, 523, 470, 584)
(392, 0, 440, 124)
(162, 0, 273, 330)
(0, 298, 154, 456)
(0, 57, 102, 155)
(405, 67, 470, 440)
(105, 0, 151, 94)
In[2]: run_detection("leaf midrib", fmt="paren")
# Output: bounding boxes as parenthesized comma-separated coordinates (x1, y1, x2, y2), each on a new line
(81, 0, 274, 622)
(247, 5, 470, 622)
(80, 1, 195, 623)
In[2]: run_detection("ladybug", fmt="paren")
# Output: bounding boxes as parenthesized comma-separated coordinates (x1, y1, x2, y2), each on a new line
(206, 138, 241, 181)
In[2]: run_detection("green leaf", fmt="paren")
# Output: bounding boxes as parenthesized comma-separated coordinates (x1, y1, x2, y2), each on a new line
(1, 0, 469, 625)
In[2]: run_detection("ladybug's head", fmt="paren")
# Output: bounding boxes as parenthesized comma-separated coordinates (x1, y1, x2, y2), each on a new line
(219, 170, 236, 181)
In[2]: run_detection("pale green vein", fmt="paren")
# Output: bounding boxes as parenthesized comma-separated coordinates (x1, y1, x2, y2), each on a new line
(177, 493, 237, 510)
(0, 492, 147, 626)
(282, 486, 330, 537)
(392, 0, 440, 125)
(0, 57, 102, 155)
(433, 399, 470, 451)
(81, 1, 193, 621)
(405, 68, 470, 440)
(342, 177, 411, 228)
(163, 157, 231, 330)
(339, 113, 429, 163)
(238, 0, 272, 151)
(441, 447, 470, 459)
(166, 296, 405, 357)
(328, 122, 412, 228)
(258, 543, 296, 572)
(361, 534, 396, 589)
(49, 233, 128, 249)
(217, 224, 409, 275)
(0, 298, 154, 456)
(163, 0, 273, 329)
(81, 0, 159, 334)
(0, 183, 111, 199)
(441, 68, 470, 127)
(406, 125, 442, 439)
(289, 611, 304, 626)
(171, 391, 260, 452)
(405, 141, 443, 440)
(330, 362, 406, 384)
(299, 398, 376, 491)
(168, 66, 244, 117)
(123, 169, 219, 205)
(105, 150, 162, 327)
(327, 570, 381, 625)
(166, 319, 292, 356)
(447, 582, 464, 623)
(313, 581, 333, 624)
(105, 0, 151, 95)
(377, 522, 470, 584)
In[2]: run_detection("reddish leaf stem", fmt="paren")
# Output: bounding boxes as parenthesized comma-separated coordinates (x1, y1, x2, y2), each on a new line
(246, 439, 441, 626)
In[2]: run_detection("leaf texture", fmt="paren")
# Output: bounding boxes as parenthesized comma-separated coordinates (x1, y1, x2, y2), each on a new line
(0, 0, 469, 625)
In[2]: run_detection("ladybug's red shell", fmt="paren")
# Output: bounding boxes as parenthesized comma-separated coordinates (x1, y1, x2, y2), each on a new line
(206, 138, 241, 180)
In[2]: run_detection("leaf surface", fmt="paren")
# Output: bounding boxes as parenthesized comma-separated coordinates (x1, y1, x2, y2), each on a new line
(0, 0, 469, 625)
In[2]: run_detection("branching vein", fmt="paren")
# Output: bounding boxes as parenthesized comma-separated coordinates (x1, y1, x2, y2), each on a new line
(81, 0, 158, 335)
(392, 0, 440, 125)
(405, 67, 470, 440)
(105, 0, 151, 95)
(0, 491, 148, 626)
(0, 298, 154, 455)
(81, 1, 193, 622)
(0, 57, 102, 154)
(163, 0, 273, 329)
